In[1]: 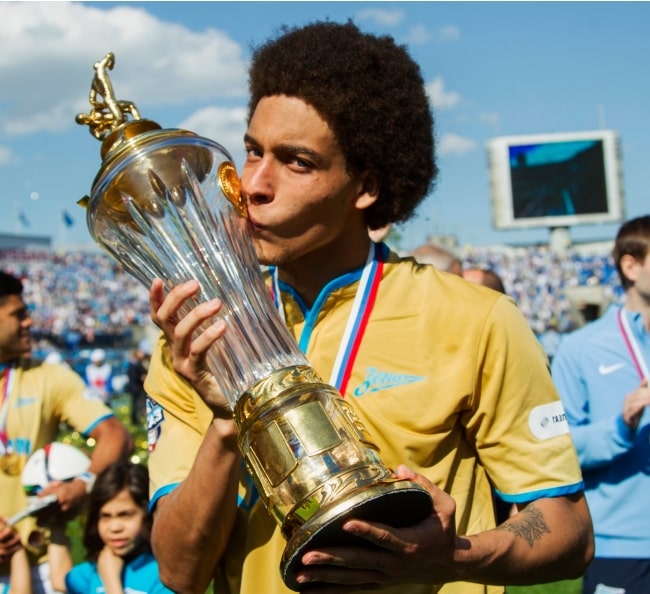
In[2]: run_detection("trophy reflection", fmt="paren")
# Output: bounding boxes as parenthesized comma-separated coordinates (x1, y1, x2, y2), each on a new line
(75, 53, 432, 590)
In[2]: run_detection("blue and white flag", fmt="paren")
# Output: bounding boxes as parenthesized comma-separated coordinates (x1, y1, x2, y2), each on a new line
(62, 210, 74, 228)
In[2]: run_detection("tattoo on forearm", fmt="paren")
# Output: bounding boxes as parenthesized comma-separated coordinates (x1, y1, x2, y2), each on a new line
(497, 503, 550, 547)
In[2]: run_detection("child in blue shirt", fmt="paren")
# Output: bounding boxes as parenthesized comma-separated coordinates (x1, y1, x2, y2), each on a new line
(65, 460, 172, 594)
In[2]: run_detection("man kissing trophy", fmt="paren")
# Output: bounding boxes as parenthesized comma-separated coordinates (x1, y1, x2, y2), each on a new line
(74, 53, 432, 590)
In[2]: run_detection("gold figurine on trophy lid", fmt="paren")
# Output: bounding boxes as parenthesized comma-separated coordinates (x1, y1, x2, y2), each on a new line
(75, 52, 245, 224)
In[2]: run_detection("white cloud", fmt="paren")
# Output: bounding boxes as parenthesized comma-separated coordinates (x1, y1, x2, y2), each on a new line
(404, 25, 431, 45)
(435, 25, 461, 43)
(0, 2, 247, 137)
(426, 77, 461, 110)
(178, 106, 248, 167)
(355, 9, 404, 27)
(438, 134, 476, 156)
(0, 146, 14, 166)
(480, 111, 501, 133)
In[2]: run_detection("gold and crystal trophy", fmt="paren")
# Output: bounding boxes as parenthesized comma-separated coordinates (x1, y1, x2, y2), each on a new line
(75, 53, 432, 590)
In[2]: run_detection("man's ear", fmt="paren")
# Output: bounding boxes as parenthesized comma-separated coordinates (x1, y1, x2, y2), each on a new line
(354, 171, 379, 210)
(620, 253, 641, 284)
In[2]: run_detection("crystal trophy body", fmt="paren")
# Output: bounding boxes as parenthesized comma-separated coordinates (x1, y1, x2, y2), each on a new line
(75, 53, 432, 590)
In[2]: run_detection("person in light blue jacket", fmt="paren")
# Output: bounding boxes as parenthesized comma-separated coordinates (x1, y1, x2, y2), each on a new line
(64, 460, 172, 594)
(552, 215, 650, 594)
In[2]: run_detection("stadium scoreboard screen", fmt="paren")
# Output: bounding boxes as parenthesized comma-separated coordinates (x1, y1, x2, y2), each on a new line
(487, 129, 625, 230)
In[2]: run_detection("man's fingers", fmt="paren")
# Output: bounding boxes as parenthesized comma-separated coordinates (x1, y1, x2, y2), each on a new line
(151, 279, 200, 328)
(172, 299, 222, 344)
(395, 464, 452, 516)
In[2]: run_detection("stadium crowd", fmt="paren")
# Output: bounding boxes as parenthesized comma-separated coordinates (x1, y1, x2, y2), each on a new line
(460, 243, 623, 335)
(1, 249, 150, 351)
(0, 241, 623, 354)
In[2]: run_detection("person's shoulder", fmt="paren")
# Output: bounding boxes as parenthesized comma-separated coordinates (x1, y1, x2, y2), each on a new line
(553, 311, 617, 364)
(564, 305, 618, 343)
(130, 550, 157, 568)
(390, 253, 504, 299)
(385, 255, 513, 329)
(68, 559, 95, 573)
(127, 551, 174, 591)
(65, 560, 97, 591)
(19, 358, 83, 382)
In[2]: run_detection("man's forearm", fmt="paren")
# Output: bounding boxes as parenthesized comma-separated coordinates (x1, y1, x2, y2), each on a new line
(152, 417, 242, 594)
(455, 494, 593, 586)
(87, 417, 134, 473)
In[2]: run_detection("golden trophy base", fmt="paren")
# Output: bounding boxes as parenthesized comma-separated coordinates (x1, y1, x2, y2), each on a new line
(235, 366, 433, 590)
(281, 479, 432, 590)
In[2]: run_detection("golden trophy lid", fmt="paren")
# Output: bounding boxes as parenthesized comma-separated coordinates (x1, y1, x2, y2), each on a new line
(75, 52, 245, 218)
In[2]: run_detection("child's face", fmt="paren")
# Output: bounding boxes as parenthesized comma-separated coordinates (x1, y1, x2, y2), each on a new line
(98, 487, 146, 557)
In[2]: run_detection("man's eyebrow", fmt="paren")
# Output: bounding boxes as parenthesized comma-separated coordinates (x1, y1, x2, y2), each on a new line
(244, 134, 325, 167)
(9, 304, 27, 317)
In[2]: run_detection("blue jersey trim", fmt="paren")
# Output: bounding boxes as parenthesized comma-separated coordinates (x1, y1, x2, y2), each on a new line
(494, 481, 585, 503)
(83, 412, 115, 436)
(149, 482, 180, 513)
(273, 243, 390, 354)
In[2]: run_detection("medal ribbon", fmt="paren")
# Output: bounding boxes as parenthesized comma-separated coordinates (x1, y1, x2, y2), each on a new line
(617, 306, 650, 381)
(270, 268, 285, 325)
(272, 242, 384, 395)
(0, 364, 14, 455)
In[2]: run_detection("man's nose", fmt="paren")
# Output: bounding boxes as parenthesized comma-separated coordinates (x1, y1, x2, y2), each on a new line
(242, 160, 275, 205)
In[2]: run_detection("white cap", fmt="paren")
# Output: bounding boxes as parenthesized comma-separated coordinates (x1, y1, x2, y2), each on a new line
(44, 352, 63, 365)
(138, 339, 152, 356)
(90, 348, 106, 363)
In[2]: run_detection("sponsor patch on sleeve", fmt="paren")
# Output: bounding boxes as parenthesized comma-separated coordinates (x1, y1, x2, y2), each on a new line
(146, 397, 165, 453)
(528, 401, 570, 440)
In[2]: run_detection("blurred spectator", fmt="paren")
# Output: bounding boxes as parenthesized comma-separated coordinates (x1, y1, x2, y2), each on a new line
(9, 522, 73, 594)
(2, 251, 150, 351)
(126, 340, 151, 426)
(461, 244, 622, 336)
(84, 349, 114, 404)
(0, 270, 133, 594)
(463, 267, 506, 294)
(63, 460, 172, 594)
(410, 243, 463, 275)
(44, 351, 67, 366)
(551, 215, 650, 594)
(538, 318, 563, 363)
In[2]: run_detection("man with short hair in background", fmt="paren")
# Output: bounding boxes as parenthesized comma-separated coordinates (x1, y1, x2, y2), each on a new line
(553, 215, 650, 594)
(0, 270, 132, 594)
(84, 348, 114, 405)
(409, 243, 463, 276)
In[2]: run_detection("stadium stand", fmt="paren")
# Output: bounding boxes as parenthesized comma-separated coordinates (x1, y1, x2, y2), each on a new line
(1, 241, 623, 357)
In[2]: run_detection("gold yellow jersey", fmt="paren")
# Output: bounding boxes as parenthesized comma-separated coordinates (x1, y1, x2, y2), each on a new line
(146, 249, 583, 594)
(0, 358, 114, 573)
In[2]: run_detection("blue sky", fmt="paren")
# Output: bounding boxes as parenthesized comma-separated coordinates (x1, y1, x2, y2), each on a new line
(1, 1, 649, 252)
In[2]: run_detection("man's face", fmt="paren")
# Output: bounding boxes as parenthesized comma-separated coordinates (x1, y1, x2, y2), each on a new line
(632, 252, 650, 302)
(462, 268, 484, 286)
(0, 294, 33, 362)
(241, 95, 370, 268)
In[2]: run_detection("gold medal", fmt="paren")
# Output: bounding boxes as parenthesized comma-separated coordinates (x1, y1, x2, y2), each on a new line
(1, 452, 23, 477)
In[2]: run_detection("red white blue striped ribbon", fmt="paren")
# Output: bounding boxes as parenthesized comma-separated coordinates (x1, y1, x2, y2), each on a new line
(0, 365, 15, 455)
(617, 306, 649, 381)
(271, 242, 383, 395)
